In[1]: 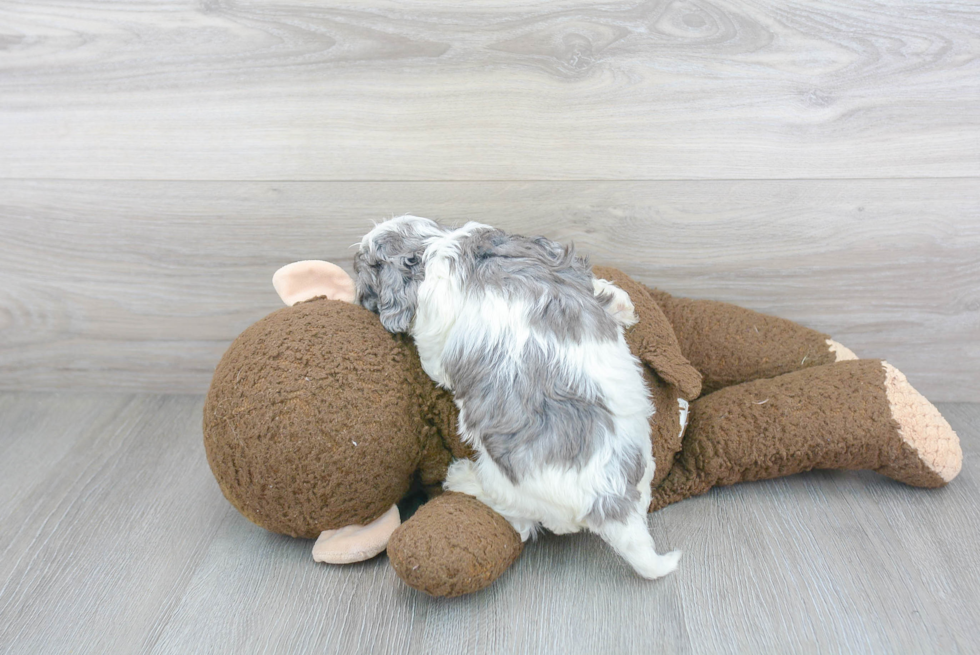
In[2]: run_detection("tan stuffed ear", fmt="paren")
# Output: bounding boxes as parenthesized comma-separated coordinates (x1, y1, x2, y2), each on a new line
(312, 505, 401, 564)
(273, 260, 356, 306)
(592, 266, 703, 400)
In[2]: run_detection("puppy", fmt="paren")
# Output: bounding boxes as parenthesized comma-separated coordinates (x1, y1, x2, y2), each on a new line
(353, 215, 680, 579)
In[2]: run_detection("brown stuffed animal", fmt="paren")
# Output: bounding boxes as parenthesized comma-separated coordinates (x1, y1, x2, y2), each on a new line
(203, 261, 961, 597)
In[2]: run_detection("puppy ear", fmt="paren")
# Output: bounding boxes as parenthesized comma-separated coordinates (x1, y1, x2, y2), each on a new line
(377, 260, 419, 333)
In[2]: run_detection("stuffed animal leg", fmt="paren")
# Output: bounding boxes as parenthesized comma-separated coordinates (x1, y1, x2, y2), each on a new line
(646, 287, 857, 394)
(635, 287, 961, 508)
(650, 359, 962, 509)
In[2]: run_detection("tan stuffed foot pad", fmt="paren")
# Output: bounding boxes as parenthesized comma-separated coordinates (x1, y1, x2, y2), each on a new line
(827, 339, 858, 362)
(882, 362, 962, 484)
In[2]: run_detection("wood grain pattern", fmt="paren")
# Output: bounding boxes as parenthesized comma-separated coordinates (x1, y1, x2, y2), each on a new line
(1, 0, 978, 180)
(0, 393, 229, 653)
(1, 179, 977, 400)
(0, 393, 977, 653)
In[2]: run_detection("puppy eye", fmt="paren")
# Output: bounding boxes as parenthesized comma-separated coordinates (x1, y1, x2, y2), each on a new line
(404, 255, 419, 266)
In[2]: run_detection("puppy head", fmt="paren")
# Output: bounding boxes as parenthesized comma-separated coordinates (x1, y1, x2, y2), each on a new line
(353, 215, 446, 333)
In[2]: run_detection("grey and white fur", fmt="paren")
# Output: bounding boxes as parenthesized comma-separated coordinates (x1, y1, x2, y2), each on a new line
(353, 215, 681, 579)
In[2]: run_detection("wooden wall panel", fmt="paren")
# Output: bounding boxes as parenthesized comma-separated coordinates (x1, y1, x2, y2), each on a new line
(0, 0, 978, 180)
(1, 179, 976, 399)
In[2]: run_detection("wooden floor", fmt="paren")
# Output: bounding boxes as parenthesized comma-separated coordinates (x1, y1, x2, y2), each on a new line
(0, 392, 977, 654)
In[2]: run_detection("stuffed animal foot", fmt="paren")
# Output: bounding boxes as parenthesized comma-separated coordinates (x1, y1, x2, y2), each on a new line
(876, 362, 961, 486)
(645, 288, 857, 394)
(387, 492, 523, 597)
(650, 359, 962, 510)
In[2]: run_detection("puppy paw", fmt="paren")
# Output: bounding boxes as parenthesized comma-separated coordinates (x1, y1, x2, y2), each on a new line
(444, 459, 485, 497)
(636, 550, 682, 580)
(593, 278, 638, 328)
(508, 518, 539, 542)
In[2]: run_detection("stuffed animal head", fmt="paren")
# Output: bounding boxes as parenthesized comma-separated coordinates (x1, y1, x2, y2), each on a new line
(203, 261, 457, 563)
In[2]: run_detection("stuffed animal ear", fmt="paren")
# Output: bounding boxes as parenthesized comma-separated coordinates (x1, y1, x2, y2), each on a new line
(312, 505, 401, 564)
(592, 266, 703, 401)
(272, 260, 356, 306)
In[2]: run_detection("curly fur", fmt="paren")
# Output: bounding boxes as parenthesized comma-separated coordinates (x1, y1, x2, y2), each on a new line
(354, 215, 681, 579)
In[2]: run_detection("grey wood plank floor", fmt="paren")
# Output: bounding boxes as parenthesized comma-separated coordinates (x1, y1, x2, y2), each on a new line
(1, 392, 976, 654)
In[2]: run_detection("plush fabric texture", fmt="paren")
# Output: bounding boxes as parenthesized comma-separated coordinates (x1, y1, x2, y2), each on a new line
(203, 263, 961, 598)
(646, 287, 837, 395)
(593, 266, 703, 401)
(880, 362, 962, 484)
(643, 367, 684, 489)
(312, 505, 401, 563)
(273, 260, 356, 305)
(387, 492, 523, 597)
(204, 298, 430, 538)
(649, 359, 946, 510)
